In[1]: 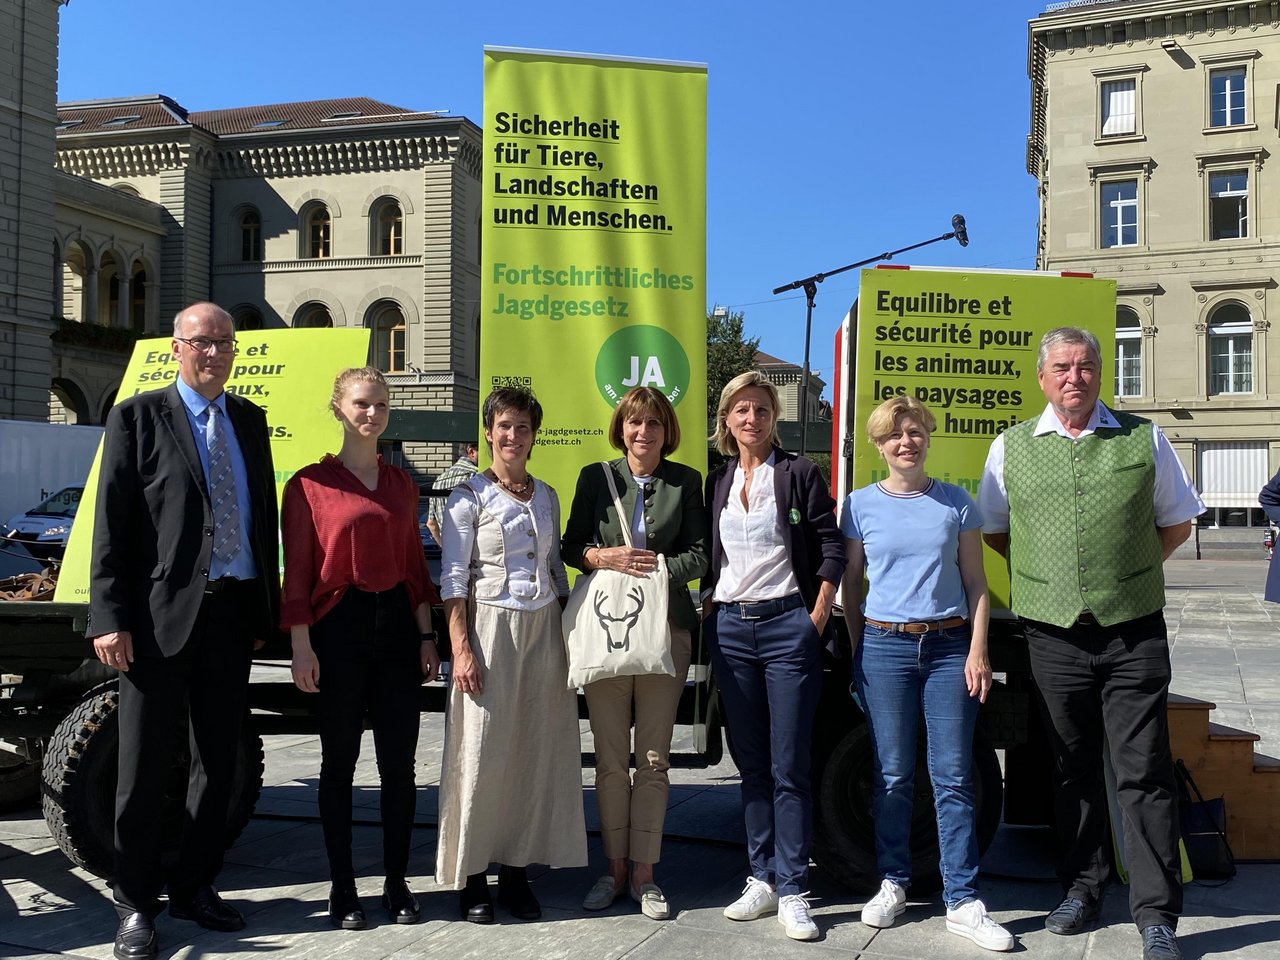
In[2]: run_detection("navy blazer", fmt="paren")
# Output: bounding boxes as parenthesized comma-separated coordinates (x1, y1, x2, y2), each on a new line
(1260, 468, 1280, 603)
(88, 383, 280, 657)
(704, 448, 846, 652)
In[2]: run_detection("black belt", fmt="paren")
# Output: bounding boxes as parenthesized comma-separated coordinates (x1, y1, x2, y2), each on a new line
(204, 577, 249, 596)
(723, 593, 805, 621)
(864, 615, 968, 635)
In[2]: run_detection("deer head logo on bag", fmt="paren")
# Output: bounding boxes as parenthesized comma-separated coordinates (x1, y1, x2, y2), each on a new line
(593, 586, 645, 653)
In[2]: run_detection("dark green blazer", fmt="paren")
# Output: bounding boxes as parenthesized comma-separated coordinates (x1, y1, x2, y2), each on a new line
(562, 457, 709, 631)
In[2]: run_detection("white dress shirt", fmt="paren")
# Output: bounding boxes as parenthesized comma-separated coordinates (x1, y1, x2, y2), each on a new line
(713, 453, 801, 603)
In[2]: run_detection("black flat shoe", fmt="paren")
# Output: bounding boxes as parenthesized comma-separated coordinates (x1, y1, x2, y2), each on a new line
(328, 884, 366, 930)
(460, 872, 493, 924)
(497, 864, 541, 921)
(1044, 896, 1100, 936)
(382, 878, 421, 925)
(168, 885, 245, 932)
(114, 912, 157, 960)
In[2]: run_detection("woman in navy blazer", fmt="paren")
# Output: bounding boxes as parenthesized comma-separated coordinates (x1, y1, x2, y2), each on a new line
(703, 371, 845, 941)
(1259, 468, 1280, 601)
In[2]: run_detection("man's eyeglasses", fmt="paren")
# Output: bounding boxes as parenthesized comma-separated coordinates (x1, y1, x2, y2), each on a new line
(175, 336, 238, 354)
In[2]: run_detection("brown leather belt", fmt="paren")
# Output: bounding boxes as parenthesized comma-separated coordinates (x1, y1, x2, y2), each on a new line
(864, 615, 968, 635)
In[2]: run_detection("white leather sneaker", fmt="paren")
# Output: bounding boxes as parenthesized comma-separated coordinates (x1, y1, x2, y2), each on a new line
(861, 878, 907, 928)
(778, 893, 818, 940)
(946, 898, 1015, 952)
(723, 876, 778, 921)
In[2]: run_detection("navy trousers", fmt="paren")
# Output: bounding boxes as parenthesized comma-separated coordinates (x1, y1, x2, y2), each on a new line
(707, 599, 822, 896)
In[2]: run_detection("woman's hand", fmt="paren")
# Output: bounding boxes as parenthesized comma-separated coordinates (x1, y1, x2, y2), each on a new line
(589, 545, 658, 578)
(965, 649, 993, 703)
(420, 638, 441, 684)
(291, 641, 320, 693)
(452, 645, 484, 696)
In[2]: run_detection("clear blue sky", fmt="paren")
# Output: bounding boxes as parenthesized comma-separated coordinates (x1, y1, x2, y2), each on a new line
(57, 0, 1049, 393)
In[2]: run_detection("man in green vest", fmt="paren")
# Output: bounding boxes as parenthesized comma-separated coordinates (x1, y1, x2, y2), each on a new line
(977, 327, 1203, 960)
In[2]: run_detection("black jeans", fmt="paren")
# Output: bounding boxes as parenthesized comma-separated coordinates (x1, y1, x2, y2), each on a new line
(1023, 611, 1182, 930)
(311, 584, 422, 885)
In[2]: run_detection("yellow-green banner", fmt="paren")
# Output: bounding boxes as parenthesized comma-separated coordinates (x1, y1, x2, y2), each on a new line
(852, 267, 1116, 607)
(481, 47, 708, 506)
(55, 329, 371, 602)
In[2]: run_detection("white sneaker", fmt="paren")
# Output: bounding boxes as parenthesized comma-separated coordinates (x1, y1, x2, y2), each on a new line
(723, 876, 778, 921)
(946, 898, 1015, 952)
(778, 893, 819, 941)
(861, 878, 906, 928)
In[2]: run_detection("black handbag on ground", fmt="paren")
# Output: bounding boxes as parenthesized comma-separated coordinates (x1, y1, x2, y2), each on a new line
(1173, 758, 1236, 883)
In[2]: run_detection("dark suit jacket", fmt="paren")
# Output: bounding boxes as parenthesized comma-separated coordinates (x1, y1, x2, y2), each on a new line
(1260, 468, 1280, 603)
(561, 457, 709, 631)
(704, 447, 846, 652)
(88, 383, 280, 657)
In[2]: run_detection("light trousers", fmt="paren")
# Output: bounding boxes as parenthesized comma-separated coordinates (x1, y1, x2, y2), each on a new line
(583, 623, 691, 864)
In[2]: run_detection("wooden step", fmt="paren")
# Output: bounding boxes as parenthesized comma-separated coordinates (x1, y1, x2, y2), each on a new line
(1168, 692, 1218, 711)
(1254, 754, 1280, 774)
(1207, 721, 1262, 743)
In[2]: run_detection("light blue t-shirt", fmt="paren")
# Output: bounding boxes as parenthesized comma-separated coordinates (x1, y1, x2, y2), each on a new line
(839, 479, 981, 622)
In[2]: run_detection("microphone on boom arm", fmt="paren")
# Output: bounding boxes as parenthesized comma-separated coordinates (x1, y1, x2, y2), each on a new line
(951, 213, 969, 247)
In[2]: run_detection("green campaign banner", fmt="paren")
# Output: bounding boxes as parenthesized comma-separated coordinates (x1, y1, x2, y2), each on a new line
(852, 266, 1116, 607)
(55, 328, 371, 602)
(481, 47, 708, 510)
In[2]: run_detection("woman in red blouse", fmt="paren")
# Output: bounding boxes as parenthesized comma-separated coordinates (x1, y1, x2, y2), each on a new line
(281, 366, 440, 931)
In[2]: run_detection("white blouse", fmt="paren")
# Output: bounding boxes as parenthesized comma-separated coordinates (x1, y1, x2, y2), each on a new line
(713, 453, 801, 603)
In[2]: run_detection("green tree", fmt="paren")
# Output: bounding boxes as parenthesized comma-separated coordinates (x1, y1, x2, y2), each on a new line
(707, 306, 760, 418)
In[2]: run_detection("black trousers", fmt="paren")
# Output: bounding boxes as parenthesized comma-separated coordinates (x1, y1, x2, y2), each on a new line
(311, 584, 422, 885)
(114, 580, 255, 918)
(1023, 611, 1183, 930)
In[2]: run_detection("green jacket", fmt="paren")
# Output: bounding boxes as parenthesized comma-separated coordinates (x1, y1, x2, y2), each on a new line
(561, 457, 709, 631)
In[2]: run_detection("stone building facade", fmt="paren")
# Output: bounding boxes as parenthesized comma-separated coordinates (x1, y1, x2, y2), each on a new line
(1028, 0, 1280, 553)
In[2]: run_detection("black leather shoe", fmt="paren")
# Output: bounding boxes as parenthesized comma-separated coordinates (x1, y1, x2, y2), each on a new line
(382, 878, 421, 925)
(114, 912, 157, 960)
(1141, 924, 1184, 960)
(328, 884, 366, 930)
(460, 872, 493, 924)
(1044, 896, 1101, 935)
(168, 886, 246, 932)
(497, 864, 541, 921)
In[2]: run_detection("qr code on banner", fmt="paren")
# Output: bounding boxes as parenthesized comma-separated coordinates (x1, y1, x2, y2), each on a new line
(490, 375, 533, 387)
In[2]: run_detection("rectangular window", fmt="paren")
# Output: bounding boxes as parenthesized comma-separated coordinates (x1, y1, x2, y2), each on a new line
(1100, 79, 1136, 136)
(1209, 67, 1246, 127)
(1116, 338, 1141, 397)
(1100, 179, 1138, 248)
(1209, 170, 1248, 240)
(1209, 331, 1252, 394)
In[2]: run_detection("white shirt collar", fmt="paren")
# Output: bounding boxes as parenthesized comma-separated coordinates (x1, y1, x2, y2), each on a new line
(1032, 400, 1118, 439)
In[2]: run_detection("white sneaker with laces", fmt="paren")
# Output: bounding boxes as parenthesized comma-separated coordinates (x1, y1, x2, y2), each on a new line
(723, 876, 778, 921)
(778, 893, 819, 940)
(861, 878, 907, 928)
(946, 898, 1015, 952)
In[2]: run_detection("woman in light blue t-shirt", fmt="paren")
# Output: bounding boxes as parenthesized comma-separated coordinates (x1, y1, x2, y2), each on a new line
(838, 396, 1013, 953)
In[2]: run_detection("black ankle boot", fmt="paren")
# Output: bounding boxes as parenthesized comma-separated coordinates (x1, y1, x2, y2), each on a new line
(328, 883, 366, 930)
(460, 872, 493, 924)
(497, 864, 541, 920)
(382, 878, 421, 925)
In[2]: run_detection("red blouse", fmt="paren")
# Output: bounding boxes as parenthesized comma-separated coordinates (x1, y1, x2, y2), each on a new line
(280, 454, 439, 628)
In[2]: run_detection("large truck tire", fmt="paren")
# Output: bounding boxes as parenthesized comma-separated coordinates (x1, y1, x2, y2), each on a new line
(812, 723, 1003, 895)
(40, 683, 264, 880)
(0, 749, 41, 811)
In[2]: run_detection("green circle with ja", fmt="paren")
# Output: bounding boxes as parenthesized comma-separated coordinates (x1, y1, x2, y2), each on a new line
(595, 325, 691, 408)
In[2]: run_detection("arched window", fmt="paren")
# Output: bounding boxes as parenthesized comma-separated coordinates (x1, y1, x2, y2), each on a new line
(294, 305, 333, 328)
(374, 199, 403, 256)
(130, 267, 146, 332)
(236, 309, 264, 331)
(371, 303, 406, 372)
(1207, 301, 1253, 395)
(303, 204, 331, 259)
(240, 210, 263, 262)
(1115, 307, 1141, 398)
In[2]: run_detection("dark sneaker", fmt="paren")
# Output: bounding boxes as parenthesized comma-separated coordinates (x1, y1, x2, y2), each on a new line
(1142, 924, 1183, 960)
(1044, 896, 1100, 935)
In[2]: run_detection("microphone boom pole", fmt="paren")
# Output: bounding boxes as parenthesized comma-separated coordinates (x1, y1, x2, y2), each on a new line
(770, 215, 970, 458)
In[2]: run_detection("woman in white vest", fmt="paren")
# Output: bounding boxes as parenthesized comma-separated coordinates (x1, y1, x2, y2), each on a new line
(839, 396, 1013, 952)
(436, 386, 586, 923)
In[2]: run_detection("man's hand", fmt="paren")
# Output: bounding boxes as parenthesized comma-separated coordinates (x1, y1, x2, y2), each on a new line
(93, 631, 134, 672)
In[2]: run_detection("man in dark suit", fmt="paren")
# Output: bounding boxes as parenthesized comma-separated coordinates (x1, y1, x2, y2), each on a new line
(89, 302, 280, 960)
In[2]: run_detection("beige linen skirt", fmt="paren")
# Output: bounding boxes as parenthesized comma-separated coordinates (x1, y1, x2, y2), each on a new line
(435, 600, 587, 888)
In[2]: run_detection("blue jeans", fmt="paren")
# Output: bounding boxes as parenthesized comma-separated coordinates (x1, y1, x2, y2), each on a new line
(708, 601, 822, 896)
(854, 623, 980, 907)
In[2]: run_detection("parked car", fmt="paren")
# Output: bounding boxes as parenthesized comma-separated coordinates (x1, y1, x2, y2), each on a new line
(2, 486, 83, 561)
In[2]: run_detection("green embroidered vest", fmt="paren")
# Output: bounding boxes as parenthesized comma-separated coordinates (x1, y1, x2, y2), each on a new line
(1003, 409, 1164, 628)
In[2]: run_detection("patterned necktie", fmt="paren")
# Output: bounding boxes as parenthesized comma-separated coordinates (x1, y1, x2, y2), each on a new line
(206, 403, 243, 564)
